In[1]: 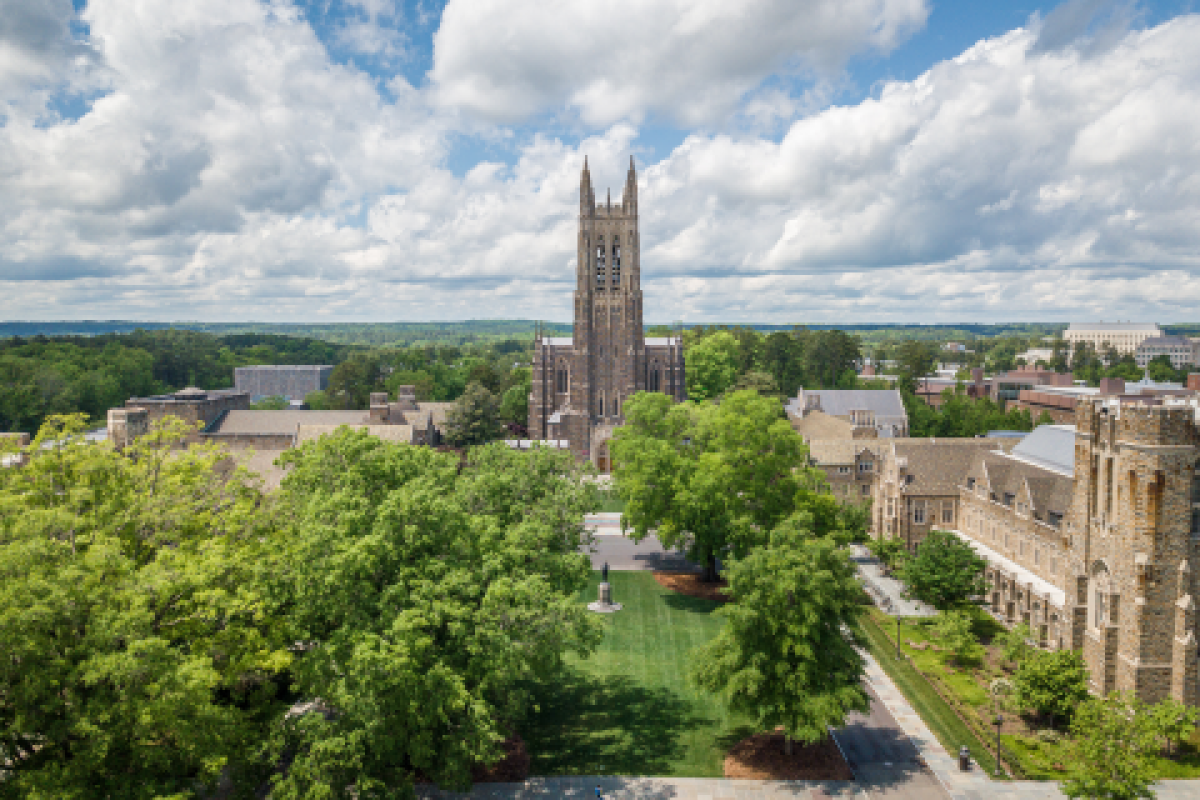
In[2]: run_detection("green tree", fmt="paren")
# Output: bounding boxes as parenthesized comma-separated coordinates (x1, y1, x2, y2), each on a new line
(498, 369, 532, 432)
(894, 340, 939, 394)
(444, 381, 505, 446)
(762, 330, 805, 397)
(804, 330, 862, 388)
(931, 610, 981, 666)
(268, 434, 600, 798)
(1063, 692, 1160, 800)
(685, 330, 741, 401)
(251, 394, 289, 410)
(612, 390, 811, 581)
(1148, 696, 1200, 756)
(1013, 649, 1090, 728)
(867, 535, 906, 570)
(898, 529, 986, 609)
(1146, 355, 1182, 384)
(690, 522, 869, 753)
(0, 415, 285, 799)
(1036, 410, 1056, 426)
(1000, 622, 1034, 666)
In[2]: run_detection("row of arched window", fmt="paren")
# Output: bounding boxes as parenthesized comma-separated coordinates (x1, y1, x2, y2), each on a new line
(589, 234, 634, 290)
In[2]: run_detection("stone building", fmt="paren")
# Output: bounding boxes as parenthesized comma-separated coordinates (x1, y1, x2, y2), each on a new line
(234, 365, 333, 402)
(786, 388, 908, 437)
(1135, 335, 1200, 370)
(877, 403, 1200, 706)
(528, 158, 685, 468)
(806, 439, 887, 503)
(872, 438, 1015, 550)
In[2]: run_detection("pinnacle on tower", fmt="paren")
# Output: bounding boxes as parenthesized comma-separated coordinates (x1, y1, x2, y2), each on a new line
(580, 156, 594, 216)
(624, 156, 637, 213)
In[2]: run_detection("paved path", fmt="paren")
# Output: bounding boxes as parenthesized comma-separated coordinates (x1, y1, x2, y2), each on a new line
(584, 513, 698, 572)
(848, 545, 936, 618)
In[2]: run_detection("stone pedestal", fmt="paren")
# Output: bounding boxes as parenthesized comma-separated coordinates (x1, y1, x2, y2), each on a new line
(588, 581, 622, 613)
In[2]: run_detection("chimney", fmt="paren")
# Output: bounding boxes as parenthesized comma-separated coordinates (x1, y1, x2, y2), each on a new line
(1099, 377, 1126, 396)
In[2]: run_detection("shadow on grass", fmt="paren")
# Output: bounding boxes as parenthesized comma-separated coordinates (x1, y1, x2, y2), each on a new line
(517, 667, 705, 776)
(661, 592, 723, 615)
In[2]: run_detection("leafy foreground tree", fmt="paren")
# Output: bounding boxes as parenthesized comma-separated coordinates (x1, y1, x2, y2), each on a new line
(685, 330, 741, 401)
(612, 390, 815, 581)
(690, 521, 869, 754)
(443, 380, 505, 446)
(899, 529, 987, 610)
(265, 434, 601, 799)
(1063, 692, 1161, 800)
(1013, 649, 1090, 728)
(0, 416, 286, 800)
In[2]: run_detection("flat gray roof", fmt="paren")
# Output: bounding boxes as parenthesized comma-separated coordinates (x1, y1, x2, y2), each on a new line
(1009, 424, 1076, 476)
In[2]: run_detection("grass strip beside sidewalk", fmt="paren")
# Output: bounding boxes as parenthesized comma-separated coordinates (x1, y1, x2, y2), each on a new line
(860, 612, 999, 777)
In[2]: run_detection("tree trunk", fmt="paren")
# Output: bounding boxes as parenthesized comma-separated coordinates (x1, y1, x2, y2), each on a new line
(702, 550, 719, 583)
(785, 735, 793, 756)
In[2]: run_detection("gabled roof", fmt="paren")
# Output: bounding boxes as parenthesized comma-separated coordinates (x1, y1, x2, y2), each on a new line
(790, 389, 907, 419)
(892, 439, 1002, 495)
(789, 409, 854, 441)
(966, 449, 1073, 519)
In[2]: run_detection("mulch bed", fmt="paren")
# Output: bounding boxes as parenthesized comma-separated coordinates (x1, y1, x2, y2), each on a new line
(472, 732, 530, 783)
(416, 732, 529, 785)
(652, 571, 729, 603)
(724, 730, 854, 780)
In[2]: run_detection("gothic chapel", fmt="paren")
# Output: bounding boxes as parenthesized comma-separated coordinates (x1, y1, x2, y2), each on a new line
(528, 157, 686, 469)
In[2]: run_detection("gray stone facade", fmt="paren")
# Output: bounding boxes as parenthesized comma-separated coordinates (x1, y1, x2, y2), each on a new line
(528, 158, 685, 467)
(877, 403, 1200, 706)
(234, 365, 332, 402)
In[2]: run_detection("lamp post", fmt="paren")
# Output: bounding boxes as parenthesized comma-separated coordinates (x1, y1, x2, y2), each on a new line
(993, 714, 1003, 777)
(896, 615, 901, 658)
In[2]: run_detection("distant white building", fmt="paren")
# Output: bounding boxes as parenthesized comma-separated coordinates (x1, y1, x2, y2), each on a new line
(1017, 348, 1055, 365)
(1064, 322, 1161, 356)
(1134, 335, 1200, 369)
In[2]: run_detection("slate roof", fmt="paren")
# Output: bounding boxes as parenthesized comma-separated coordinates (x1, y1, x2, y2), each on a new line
(789, 409, 855, 441)
(1010, 425, 1076, 476)
(805, 439, 887, 466)
(968, 450, 1074, 521)
(208, 410, 370, 435)
(890, 439, 1010, 495)
(297, 424, 414, 444)
(795, 389, 907, 419)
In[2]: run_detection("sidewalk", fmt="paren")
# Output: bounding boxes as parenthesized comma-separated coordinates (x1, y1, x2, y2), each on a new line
(848, 544, 936, 618)
(418, 776, 862, 798)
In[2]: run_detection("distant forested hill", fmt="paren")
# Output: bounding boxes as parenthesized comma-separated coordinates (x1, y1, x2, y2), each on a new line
(0, 320, 1079, 347)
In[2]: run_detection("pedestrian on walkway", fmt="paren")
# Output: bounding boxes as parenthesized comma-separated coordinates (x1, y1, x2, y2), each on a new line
(595, 785, 602, 798)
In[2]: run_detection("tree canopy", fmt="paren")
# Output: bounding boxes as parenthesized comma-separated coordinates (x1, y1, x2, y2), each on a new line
(0, 415, 286, 799)
(690, 521, 869, 749)
(265, 434, 600, 798)
(898, 529, 987, 610)
(611, 390, 815, 580)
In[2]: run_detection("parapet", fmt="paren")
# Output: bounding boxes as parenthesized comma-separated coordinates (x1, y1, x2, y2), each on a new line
(108, 407, 149, 450)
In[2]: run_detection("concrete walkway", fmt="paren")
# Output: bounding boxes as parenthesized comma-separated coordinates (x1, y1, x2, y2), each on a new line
(848, 545, 936, 618)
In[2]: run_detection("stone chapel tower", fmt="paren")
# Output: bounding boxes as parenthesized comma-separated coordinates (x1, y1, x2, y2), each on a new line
(528, 157, 685, 468)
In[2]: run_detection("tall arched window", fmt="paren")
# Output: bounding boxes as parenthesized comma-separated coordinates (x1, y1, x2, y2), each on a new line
(649, 362, 660, 392)
(598, 393, 605, 418)
(556, 364, 568, 394)
(596, 237, 606, 288)
(1091, 561, 1111, 629)
(612, 242, 621, 286)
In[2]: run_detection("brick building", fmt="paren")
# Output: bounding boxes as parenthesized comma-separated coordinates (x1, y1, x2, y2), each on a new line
(528, 158, 685, 469)
(877, 404, 1200, 706)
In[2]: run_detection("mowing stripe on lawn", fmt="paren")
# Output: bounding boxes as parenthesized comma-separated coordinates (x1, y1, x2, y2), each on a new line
(860, 612, 996, 774)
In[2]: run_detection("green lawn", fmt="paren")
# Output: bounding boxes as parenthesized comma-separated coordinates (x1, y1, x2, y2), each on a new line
(516, 571, 754, 777)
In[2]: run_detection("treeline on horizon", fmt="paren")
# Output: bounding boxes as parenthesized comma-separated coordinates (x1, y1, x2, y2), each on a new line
(3, 321, 1178, 438)
(0, 319, 1087, 348)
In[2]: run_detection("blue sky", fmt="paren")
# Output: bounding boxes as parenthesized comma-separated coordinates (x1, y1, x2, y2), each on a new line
(3, 0, 1200, 323)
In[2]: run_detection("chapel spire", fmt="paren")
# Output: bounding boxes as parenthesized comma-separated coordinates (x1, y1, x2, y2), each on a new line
(580, 157, 594, 216)
(623, 156, 637, 214)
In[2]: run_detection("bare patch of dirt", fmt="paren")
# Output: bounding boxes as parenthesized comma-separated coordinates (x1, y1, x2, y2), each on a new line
(653, 571, 729, 603)
(724, 730, 854, 780)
